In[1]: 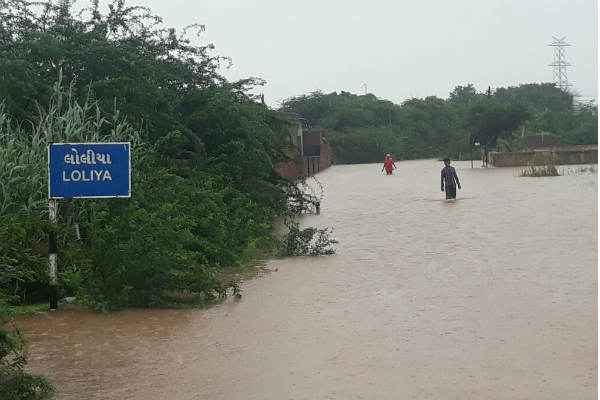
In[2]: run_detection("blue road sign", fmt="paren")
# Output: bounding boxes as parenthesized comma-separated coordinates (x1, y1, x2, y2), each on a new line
(48, 142, 131, 199)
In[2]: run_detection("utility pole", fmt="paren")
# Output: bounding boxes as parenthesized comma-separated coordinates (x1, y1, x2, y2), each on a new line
(549, 37, 572, 91)
(483, 86, 491, 167)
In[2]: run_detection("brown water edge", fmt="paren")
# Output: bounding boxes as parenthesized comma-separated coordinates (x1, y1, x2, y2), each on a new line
(16, 160, 597, 400)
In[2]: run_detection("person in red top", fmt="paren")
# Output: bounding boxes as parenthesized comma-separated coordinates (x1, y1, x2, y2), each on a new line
(382, 154, 397, 175)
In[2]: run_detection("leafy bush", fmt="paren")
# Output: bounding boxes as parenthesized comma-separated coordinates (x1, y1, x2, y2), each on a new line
(0, 218, 48, 305)
(0, 294, 54, 400)
(280, 221, 337, 256)
(69, 164, 237, 311)
(278, 177, 337, 257)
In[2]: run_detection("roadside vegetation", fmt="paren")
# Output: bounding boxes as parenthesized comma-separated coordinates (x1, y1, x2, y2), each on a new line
(0, 1, 334, 397)
(0, 0, 300, 310)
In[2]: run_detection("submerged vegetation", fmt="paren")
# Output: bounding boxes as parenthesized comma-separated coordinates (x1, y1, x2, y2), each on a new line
(518, 165, 560, 177)
(279, 177, 337, 256)
(280, 222, 337, 256)
(565, 165, 597, 174)
(518, 163, 597, 177)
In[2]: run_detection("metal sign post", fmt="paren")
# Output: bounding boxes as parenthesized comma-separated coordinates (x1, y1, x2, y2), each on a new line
(48, 199, 58, 310)
(47, 142, 131, 310)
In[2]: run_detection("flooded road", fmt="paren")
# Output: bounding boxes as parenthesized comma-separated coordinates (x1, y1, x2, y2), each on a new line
(17, 160, 597, 399)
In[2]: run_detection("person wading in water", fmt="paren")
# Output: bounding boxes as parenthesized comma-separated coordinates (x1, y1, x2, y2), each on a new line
(441, 158, 461, 199)
(382, 154, 397, 175)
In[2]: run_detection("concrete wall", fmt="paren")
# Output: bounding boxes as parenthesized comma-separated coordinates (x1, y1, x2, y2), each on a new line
(489, 145, 598, 167)
(275, 150, 301, 179)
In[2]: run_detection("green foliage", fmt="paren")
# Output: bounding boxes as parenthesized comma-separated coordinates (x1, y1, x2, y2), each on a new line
(0, 0, 293, 313)
(0, 0, 217, 127)
(0, 77, 139, 219)
(278, 177, 337, 257)
(0, 294, 54, 400)
(71, 197, 224, 310)
(0, 81, 285, 311)
(280, 83, 593, 164)
(468, 99, 531, 147)
(518, 104, 598, 146)
(448, 84, 483, 105)
(0, 2, 309, 396)
(327, 127, 406, 163)
(0, 217, 47, 304)
(0, 81, 143, 307)
(281, 91, 470, 162)
(494, 83, 573, 113)
(280, 221, 337, 256)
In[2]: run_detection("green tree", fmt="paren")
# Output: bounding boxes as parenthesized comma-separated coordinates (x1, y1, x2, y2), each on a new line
(448, 84, 483, 105)
(494, 83, 573, 113)
(518, 103, 598, 146)
(467, 99, 531, 160)
(280, 82, 596, 165)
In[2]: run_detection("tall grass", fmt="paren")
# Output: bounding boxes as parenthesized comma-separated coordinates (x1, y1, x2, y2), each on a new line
(0, 79, 141, 220)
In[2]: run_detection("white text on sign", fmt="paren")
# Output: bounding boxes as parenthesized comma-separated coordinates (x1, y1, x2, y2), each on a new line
(62, 170, 113, 182)
(63, 148, 112, 165)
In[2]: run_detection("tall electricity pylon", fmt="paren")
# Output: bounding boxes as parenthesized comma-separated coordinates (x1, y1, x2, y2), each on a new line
(549, 36, 572, 91)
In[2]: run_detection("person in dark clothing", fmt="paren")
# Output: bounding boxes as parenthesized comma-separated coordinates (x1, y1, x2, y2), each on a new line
(441, 158, 461, 199)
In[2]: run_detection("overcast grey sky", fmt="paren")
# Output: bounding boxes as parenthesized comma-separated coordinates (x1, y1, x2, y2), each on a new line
(103, 0, 597, 106)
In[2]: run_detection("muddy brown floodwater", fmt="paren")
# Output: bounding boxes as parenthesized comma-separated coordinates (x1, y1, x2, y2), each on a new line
(17, 160, 597, 400)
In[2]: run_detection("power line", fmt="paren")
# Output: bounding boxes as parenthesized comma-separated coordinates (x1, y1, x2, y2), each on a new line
(549, 36, 572, 91)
